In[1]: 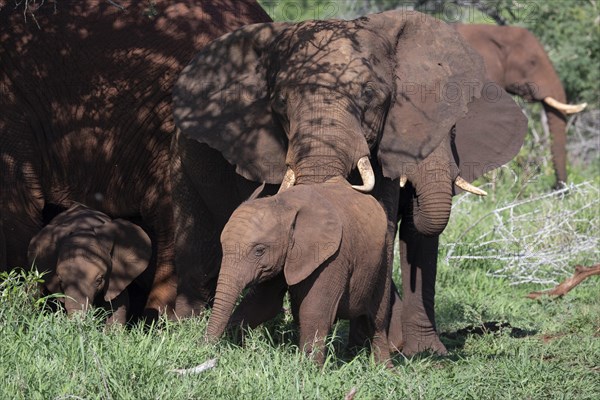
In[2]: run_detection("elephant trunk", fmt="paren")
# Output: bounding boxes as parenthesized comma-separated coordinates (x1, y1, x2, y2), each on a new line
(63, 285, 93, 316)
(533, 71, 585, 185)
(408, 139, 467, 236)
(206, 269, 248, 341)
(287, 102, 371, 186)
(293, 155, 352, 185)
(412, 175, 453, 237)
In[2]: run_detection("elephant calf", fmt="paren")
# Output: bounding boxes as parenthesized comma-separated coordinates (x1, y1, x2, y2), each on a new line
(206, 177, 391, 366)
(28, 203, 153, 324)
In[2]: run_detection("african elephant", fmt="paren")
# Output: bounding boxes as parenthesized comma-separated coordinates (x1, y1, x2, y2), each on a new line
(173, 10, 528, 355)
(207, 177, 391, 366)
(0, 0, 271, 318)
(27, 204, 152, 324)
(455, 24, 587, 186)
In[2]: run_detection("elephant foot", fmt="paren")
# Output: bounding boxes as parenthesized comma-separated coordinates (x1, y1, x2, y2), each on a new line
(401, 331, 448, 357)
(400, 321, 448, 357)
(553, 180, 567, 190)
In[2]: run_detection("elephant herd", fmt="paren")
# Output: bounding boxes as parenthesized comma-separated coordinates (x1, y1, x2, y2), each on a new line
(0, 1, 584, 364)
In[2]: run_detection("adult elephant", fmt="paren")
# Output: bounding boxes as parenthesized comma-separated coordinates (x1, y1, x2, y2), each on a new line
(0, 0, 271, 317)
(173, 10, 528, 354)
(455, 24, 587, 186)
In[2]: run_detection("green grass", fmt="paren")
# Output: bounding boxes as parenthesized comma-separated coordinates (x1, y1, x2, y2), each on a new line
(1, 259, 599, 399)
(2, 129, 599, 399)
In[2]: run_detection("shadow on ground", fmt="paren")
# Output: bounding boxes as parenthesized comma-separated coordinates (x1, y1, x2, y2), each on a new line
(441, 321, 538, 351)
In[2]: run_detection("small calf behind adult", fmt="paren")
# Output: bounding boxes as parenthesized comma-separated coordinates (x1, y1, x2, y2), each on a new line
(28, 203, 152, 324)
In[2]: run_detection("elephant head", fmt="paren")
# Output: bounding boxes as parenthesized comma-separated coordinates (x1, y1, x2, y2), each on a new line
(206, 187, 342, 340)
(28, 204, 152, 316)
(455, 24, 587, 184)
(174, 10, 527, 237)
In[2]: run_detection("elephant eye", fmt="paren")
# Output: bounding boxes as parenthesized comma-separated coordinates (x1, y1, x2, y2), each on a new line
(95, 275, 104, 287)
(362, 84, 376, 104)
(271, 92, 287, 113)
(254, 245, 266, 257)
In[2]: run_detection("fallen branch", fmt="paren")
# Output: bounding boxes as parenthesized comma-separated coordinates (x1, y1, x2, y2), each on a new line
(527, 264, 600, 299)
(170, 358, 218, 376)
(344, 387, 357, 400)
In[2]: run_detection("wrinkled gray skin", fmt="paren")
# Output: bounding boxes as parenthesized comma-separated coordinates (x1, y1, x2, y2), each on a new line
(173, 10, 528, 355)
(28, 204, 152, 324)
(206, 178, 391, 366)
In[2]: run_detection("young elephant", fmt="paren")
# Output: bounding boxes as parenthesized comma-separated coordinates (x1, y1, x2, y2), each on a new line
(206, 177, 391, 366)
(28, 203, 152, 324)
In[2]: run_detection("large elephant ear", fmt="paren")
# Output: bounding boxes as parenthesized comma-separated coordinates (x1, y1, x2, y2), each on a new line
(173, 22, 290, 184)
(365, 10, 486, 179)
(281, 188, 343, 286)
(94, 219, 152, 302)
(453, 82, 528, 187)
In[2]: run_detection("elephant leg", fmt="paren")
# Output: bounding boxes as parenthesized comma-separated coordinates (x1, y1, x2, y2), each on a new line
(141, 195, 177, 320)
(348, 279, 402, 356)
(172, 173, 220, 317)
(347, 176, 400, 355)
(370, 258, 393, 367)
(399, 217, 447, 356)
(387, 286, 403, 353)
(171, 136, 222, 317)
(228, 274, 287, 330)
(290, 267, 346, 366)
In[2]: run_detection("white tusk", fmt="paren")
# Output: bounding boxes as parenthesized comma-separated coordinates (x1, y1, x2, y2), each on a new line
(399, 175, 408, 188)
(455, 176, 487, 196)
(543, 97, 587, 114)
(277, 167, 296, 194)
(351, 156, 375, 193)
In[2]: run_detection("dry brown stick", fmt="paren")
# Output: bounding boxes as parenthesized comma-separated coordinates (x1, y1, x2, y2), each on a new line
(527, 264, 600, 299)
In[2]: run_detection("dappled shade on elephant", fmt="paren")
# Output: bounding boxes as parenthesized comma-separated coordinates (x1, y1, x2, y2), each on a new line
(455, 24, 587, 186)
(207, 177, 392, 366)
(28, 203, 153, 324)
(0, 0, 272, 317)
(173, 10, 528, 355)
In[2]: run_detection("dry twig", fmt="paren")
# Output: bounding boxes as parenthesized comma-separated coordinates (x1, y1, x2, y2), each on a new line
(445, 181, 600, 285)
(344, 387, 358, 400)
(527, 264, 600, 299)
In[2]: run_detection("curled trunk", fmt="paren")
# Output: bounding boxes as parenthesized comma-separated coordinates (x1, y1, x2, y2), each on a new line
(411, 171, 453, 237)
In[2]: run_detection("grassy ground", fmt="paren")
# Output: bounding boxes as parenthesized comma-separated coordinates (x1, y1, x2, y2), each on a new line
(1, 142, 599, 399)
(1, 253, 598, 399)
